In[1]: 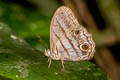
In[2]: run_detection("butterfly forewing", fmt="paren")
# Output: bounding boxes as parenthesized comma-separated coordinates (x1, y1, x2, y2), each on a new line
(45, 6, 95, 61)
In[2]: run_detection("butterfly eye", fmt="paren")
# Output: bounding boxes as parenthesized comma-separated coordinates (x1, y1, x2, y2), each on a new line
(74, 30, 79, 35)
(80, 44, 89, 52)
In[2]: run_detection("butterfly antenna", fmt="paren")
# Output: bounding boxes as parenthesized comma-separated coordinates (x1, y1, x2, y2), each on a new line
(36, 33, 48, 49)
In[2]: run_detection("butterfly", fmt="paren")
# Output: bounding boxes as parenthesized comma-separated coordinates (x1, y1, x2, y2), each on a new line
(44, 6, 95, 69)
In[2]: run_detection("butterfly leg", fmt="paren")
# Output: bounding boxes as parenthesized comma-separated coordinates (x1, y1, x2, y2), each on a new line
(47, 57, 50, 62)
(61, 59, 65, 70)
(48, 57, 52, 68)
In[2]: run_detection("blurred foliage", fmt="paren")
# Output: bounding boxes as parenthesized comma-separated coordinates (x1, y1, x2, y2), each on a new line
(0, 1, 51, 51)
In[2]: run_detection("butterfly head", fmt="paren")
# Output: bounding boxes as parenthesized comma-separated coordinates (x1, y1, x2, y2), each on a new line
(44, 49, 51, 57)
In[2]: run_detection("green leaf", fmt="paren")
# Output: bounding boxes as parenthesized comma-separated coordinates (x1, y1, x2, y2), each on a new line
(0, 23, 110, 80)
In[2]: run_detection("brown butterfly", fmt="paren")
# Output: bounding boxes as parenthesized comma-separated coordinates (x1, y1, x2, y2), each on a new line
(44, 6, 95, 69)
